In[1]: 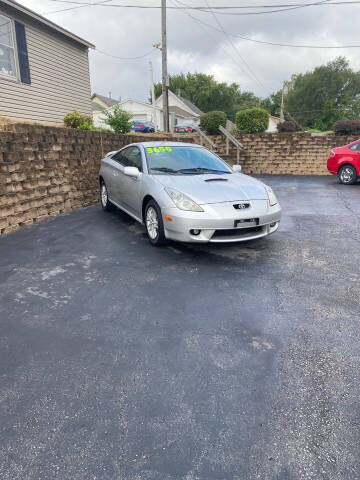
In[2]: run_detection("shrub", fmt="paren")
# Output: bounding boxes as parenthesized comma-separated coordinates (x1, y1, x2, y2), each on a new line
(277, 121, 299, 132)
(200, 111, 227, 134)
(333, 119, 360, 135)
(102, 104, 134, 134)
(78, 119, 94, 130)
(64, 110, 93, 129)
(235, 108, 269, 133)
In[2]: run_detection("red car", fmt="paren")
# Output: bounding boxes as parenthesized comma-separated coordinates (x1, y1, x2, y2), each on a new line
(173, 124, 197, 133)
(327, 139, 360, 184)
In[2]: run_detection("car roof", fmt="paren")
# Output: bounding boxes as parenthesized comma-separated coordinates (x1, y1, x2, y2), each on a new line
(132, 141, 203, 148)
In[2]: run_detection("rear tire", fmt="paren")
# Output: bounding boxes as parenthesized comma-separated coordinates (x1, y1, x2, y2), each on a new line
(339, 165, 357, 185)
(145, 200, 167, 246)
(100, 180, 114, 211)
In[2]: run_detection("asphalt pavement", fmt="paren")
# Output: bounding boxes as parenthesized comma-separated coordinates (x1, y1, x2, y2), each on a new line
(0, 175, 359, 480)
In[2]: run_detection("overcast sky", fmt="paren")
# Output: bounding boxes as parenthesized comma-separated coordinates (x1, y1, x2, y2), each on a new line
(20, 0, 360, 102)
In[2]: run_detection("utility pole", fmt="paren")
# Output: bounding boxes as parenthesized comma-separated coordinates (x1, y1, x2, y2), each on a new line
(280, 81, 289, 122)
(161, 0, 169, 132)
(280, 82, 285, 122)
(149, 61, 157, 132)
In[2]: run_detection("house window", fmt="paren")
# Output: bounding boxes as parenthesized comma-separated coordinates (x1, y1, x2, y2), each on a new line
(0, 14, 16, 78)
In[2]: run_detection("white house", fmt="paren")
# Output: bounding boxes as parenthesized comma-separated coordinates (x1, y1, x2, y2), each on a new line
(155, 90, 203, 130)
(92, 97, 162, 130)
(93, 91, 203, 131)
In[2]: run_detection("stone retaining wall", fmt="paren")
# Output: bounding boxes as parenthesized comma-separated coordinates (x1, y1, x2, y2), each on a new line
(0, 123, 357, 235)
(208, 132, 358, 175)
(0, 124, 180, 235)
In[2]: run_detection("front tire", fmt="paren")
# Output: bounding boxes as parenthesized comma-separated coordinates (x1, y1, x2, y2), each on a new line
(100, 181, 114, 211)
(145, 200, 167, 246)
(339, 165, 357, 185)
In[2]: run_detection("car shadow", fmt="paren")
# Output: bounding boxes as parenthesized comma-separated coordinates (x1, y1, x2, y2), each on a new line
(104, 203, 275, 263)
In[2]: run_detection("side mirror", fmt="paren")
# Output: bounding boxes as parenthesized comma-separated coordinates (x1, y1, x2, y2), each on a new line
(124, 166, 140, 178)
(232, 164, 242, 173)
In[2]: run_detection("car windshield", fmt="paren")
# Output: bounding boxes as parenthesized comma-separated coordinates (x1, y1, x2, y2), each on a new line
(145, 146, 232, 175)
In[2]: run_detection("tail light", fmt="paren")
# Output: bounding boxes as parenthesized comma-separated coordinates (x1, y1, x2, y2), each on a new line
(187, 127, 192, 132)
(330, 150, 335, 157)
(139, 124, 144, 129)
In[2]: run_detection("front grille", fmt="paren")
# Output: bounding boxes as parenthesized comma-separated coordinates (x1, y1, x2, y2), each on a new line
(212, 226, 263, 238)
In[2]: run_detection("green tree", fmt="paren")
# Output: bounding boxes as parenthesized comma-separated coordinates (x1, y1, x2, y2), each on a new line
(153, 73, 261, 121)
(102, 105, 134, 133)
(285, 57, 360, 131)
(260, 91, 282, 117)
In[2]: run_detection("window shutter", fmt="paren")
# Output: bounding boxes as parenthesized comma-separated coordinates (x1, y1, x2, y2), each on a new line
(14, 21, 31, 84)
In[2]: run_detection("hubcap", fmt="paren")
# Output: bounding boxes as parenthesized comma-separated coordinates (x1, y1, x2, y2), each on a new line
(146, 207, 158, 240)
(101, 184, 108, 206)
(341, 167, 354, 183)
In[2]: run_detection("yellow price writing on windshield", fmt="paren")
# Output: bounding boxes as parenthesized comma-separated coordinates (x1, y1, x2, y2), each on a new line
(146, 147, 173, 154)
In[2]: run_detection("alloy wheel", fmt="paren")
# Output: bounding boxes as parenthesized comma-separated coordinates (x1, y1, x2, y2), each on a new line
(340, 167, 354, 184)
(146, 206, 158, 240)
(101, 183, 108, 207)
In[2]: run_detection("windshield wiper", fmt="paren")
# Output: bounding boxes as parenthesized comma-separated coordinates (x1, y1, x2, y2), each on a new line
(151, 167, 178, 174)
(178, 167, 230, 174)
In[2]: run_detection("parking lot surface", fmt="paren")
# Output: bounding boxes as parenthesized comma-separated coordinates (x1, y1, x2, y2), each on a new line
(0, 175, 360, 480)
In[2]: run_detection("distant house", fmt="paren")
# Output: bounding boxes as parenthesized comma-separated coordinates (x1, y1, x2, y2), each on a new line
(92, 91, 204, 132)
(0, 0, 94, 124)
(91, 93, 119, 112)
(92, 98, 162, 130)
(267, 115, 281, 133)
(156, 91, 203, 129)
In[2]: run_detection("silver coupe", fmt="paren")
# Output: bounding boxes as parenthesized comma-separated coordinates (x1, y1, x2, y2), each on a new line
(99, 142, 281, 246)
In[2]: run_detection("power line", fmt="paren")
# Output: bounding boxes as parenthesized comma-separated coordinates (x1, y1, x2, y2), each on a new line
(94, 48, 156, 60)
(42, 0, 360, 50)
(289, 106, 360, 113)
(42, 0, 360, 17)
(44, 0, 360, 9)
(179, 13, 360, 48)
(43, 0, 114, 14)
(170, 0, 253, 86)
(200, 0, 269, 94)
(195, 0, 334, 16)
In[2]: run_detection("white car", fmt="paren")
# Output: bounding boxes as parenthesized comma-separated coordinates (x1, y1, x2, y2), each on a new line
(99, 142, 281, 246)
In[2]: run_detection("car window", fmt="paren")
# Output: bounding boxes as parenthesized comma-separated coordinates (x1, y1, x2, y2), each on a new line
(111, 147, 142, 171)
(112, 148, 127, 164)
(122, 147, 143, 171)
(349, 142, 360, 151)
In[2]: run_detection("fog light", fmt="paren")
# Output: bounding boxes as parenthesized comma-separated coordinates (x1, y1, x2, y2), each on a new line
(190, 229, 201, 236)
(270, 222, 276, 228)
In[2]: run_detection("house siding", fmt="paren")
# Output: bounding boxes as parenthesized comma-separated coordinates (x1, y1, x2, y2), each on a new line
(0, 4, 91, 124)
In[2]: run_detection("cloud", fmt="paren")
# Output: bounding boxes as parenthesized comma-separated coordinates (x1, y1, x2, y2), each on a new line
(21, 0, 360, 101)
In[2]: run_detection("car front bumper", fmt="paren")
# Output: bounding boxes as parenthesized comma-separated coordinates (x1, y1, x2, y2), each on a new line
(162, 199, 281, 243)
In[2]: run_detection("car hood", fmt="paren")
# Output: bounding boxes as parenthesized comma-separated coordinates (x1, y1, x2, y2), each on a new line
(153, 173, 268, 204)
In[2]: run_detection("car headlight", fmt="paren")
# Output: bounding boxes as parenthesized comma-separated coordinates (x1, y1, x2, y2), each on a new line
(265, 186, 278, 206)
(166, 188, 204, 212)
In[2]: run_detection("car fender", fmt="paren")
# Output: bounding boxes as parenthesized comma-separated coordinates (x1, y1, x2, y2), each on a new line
(140, 176, 174, 217)
(337, 155, 360, 174)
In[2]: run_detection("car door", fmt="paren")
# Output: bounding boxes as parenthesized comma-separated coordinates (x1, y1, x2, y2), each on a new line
(100, 150, 124, 203)
(108, 148, 128, 205)
(119, 146, 144, 218)
(348, 141, 360, 168)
